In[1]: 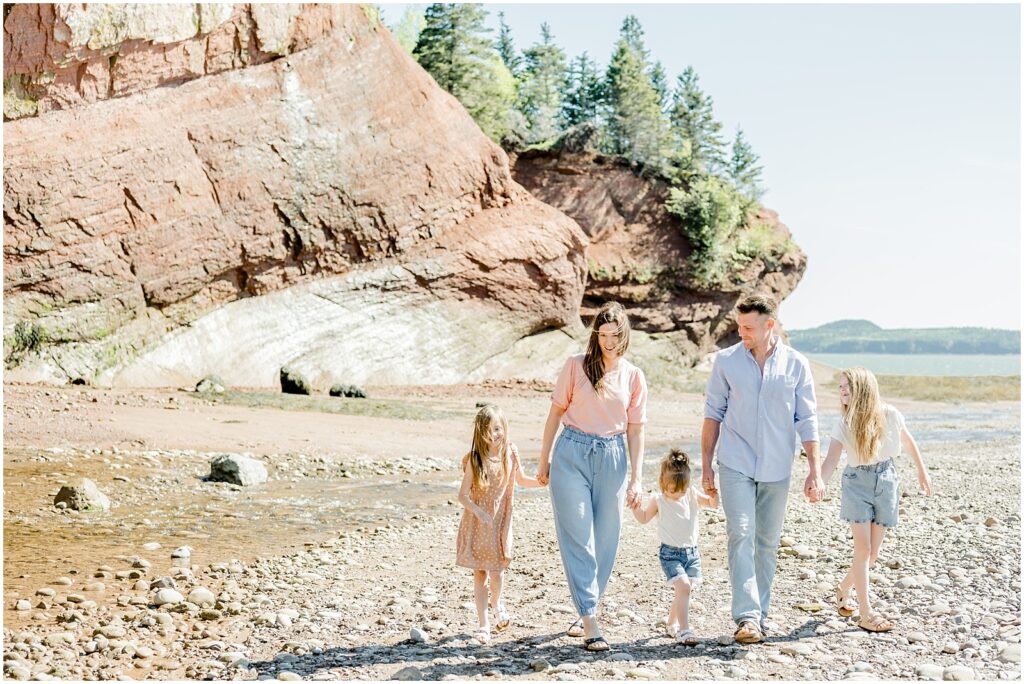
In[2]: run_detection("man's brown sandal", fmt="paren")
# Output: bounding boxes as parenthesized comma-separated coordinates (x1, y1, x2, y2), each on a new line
(734, 621, 763, 644)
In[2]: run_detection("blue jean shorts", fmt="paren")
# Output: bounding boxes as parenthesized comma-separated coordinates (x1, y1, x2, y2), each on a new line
(658, 543, 702, 588)
(840, 459, 900, 528)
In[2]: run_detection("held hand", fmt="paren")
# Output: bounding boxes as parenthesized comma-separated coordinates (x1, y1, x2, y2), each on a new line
(476, 511, 494, 527)
(702, 471, 717, 497)
(625, 479, 642, 510)
(804, 472, 824, 503)
(537, 461, 550, 487)
(918, 471, 933, 497)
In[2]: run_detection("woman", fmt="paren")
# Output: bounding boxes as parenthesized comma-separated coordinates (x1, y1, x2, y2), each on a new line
(537, 302, 648, 652)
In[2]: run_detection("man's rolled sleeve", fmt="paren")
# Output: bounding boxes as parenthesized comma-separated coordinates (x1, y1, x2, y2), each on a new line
(793, 361, 819, 443)
(703, 356, 729, 423)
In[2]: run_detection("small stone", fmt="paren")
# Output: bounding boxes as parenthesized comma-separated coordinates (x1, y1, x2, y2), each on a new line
(209, 454, 268, 486)
(392, 666, 423, 681)
(915, 664, 945, 681)
(409, 627, 427, 643)
(985, 517, 1001, 527)
(171, 546, 192, 559)
(781, 643, 814, 656)
(942, 666, 976, 681)
(531, 660, 552, 672)
(187, 587, 215, 606)
(626, 668, 659, 680)
(942, 642, 959, 654)
(607, 653, 634, 662)
(423, 621, 446, 632)
(6, 665, 30, 681)
(53, 478, 110, 512)
(98, 626, 126, 638)
(908, 632, 929, 643)
(278, 673, 302, 682)
(999, 644, 1021, 663)
(15, 600, 30, 611)
(154, 589, 184, 606)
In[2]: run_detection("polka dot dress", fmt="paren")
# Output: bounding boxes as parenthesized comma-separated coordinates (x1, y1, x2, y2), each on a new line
(456, 444, 520, 572)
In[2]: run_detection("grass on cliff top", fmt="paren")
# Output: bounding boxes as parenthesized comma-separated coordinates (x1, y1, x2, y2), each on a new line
(188, 389, 460, 421)
(877, 374, 1020, 403)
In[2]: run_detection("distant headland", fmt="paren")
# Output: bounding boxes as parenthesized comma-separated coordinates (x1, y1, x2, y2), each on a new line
(787, 320, 1021, 355)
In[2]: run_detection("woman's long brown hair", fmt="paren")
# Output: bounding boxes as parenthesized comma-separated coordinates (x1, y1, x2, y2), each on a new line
(583, 302, 631, 394)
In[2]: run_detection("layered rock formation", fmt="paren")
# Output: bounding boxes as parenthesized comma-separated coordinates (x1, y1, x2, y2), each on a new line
(3, 4, 586, 386)
(511, 149, 807, 361)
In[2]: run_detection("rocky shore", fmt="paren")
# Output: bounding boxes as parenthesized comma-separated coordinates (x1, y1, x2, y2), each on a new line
(3, 384, 1020, 681)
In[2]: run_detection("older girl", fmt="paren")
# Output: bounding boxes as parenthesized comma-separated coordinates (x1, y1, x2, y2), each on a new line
(537, 302, 648, 652)
(821, 367, 933, 632)
(457, 404, 542, 643)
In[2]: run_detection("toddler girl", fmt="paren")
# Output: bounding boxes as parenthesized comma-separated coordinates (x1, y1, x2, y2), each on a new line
(632, 449, 719, 644)
(456, 404, 542, 642)
(821, 367, 933, 632)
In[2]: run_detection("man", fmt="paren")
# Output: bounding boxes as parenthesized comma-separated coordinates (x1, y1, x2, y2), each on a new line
(702, 294, 822, 644)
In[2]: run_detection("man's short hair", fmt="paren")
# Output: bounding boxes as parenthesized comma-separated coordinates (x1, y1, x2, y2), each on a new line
(736, 294, 778, 318)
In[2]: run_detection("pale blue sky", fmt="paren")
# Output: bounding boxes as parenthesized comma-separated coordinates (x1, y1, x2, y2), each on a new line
(380, 3, 1021, 330)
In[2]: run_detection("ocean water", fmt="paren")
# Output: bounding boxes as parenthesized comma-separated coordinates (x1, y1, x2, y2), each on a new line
(805, 353, 1020, 377)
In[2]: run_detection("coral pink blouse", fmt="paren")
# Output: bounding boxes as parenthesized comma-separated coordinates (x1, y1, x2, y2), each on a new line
(551, 354, 648, 437)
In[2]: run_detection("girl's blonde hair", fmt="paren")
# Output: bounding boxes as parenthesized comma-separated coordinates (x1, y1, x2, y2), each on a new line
(659, 449, 691, 495)
(583, 302, 631, 394)
(466, 404, 510, 491)
(840, 367, 886, 466)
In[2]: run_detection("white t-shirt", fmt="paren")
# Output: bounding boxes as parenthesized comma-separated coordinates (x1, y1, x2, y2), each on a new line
(830, 404, 906, 465)
(655, 486, 700, 547)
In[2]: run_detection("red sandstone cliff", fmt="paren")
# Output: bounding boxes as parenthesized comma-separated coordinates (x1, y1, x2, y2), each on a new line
(511, 149, 807, 360)
(3, 4, 587, 385)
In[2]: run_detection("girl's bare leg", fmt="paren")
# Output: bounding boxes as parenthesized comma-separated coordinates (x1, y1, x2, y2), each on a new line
(673, 576, 693, 630)
(473, 570, 489, 628)
(849, 522, 872, 617)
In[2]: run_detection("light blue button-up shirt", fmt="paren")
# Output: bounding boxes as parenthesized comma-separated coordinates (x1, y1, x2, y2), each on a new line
(703, 338, 819, 483)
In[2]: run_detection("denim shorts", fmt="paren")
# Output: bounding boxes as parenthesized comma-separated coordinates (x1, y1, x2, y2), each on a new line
(840, 459, 900, 528)
(658, 543, 702, 587)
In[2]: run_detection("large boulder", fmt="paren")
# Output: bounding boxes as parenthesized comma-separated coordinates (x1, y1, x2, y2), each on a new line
(3, 4, 587, 386)
(53, 478, 110, 512)
(209, 454, 268, 486)
(279, 367, 311, 395)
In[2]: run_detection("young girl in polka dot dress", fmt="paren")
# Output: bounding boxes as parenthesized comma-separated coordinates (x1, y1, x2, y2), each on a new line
(456, 404, 543, 643)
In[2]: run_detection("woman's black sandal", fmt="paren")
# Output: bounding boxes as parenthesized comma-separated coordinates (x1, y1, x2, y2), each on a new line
(583, 635, 610, 652)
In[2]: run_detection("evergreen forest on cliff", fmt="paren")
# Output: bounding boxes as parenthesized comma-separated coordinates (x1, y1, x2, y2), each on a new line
(389, 5, 790, 288)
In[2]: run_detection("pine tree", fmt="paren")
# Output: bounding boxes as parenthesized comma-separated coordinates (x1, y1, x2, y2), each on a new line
(390, 5, 425, 54)
(413, 4, 514, 142)
(649, 61, 669, 112)
(668, 65, 727, 177)
(495, 11, 521, 75)
(729, 127, 765, 201)
(603, 16, 668, 171)
(561, 52, 604, 127)
(518, 22, 568, 143)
